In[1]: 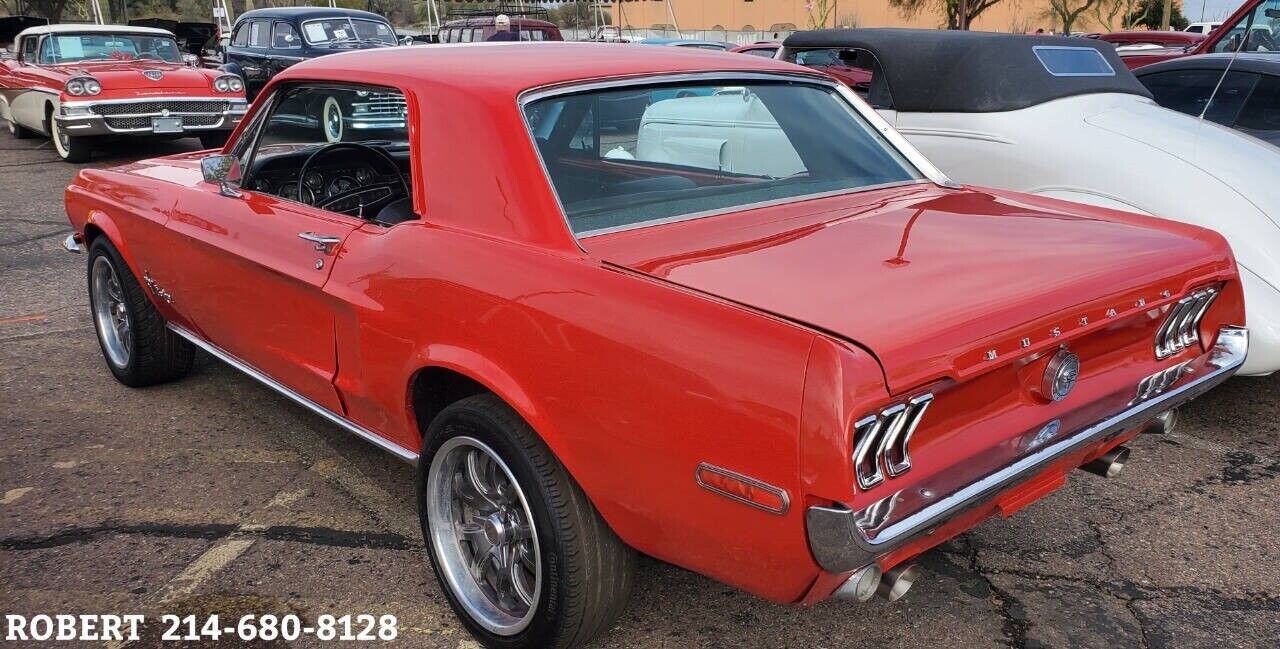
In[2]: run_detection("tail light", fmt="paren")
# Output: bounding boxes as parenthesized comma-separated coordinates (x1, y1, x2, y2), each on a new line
(852, 394, 934, 490)
(1155, 287, 1218, 359)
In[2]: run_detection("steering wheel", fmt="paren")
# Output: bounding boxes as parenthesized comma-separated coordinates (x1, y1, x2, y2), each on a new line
(296, 142, 410, 219)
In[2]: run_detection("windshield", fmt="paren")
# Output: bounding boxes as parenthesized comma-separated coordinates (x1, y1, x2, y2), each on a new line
(39, 33, 183, 64)
(524, 80, 922, 236)
(300, 18, 396, 46)
(1211, 0, 1280, 53)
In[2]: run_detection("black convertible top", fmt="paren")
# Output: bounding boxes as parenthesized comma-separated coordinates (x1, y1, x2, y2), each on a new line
(783, 28, 1152, 112)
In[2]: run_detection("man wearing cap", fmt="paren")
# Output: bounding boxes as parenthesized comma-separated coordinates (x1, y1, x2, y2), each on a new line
(486, 14, 521, 41)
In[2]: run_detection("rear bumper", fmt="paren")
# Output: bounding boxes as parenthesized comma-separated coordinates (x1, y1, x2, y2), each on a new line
(806, 326, 1248, 574)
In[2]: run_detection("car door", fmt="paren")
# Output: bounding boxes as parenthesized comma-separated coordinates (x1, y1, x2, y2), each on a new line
(230, 20, 271, 98)
(163, 86, 367, 413)
(6, 34, 52, 133)
(268, 21, 305, 79)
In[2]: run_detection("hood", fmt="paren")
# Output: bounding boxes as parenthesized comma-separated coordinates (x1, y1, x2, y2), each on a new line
(586, 184, 1232, 392)
(57, 61, 216, 91)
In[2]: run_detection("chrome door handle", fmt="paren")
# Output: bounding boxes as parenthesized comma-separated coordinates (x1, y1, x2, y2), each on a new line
(298, 232, 341, 254)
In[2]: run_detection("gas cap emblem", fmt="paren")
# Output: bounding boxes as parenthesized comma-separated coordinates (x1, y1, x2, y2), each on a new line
(1043, 349, 1081, 402)
(144, 70, 164, 81)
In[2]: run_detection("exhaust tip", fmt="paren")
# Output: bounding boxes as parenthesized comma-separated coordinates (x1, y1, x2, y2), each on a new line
(1150, 409, 1178, 435)
(833, 564, 882, 602)
(1080, 445, 1131, 478)
(876, 563, 921, 602)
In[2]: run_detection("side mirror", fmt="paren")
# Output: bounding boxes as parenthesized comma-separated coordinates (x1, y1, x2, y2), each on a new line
(201, 154, 242, 198)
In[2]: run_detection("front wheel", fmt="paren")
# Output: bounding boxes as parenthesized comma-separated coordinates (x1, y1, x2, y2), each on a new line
(51, 117, 92, 162)
(87, 238, 195, 387)
(419, 395, 635, 649)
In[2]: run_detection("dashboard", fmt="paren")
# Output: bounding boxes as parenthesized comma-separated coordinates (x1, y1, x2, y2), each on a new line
(248, 163, 392, 206)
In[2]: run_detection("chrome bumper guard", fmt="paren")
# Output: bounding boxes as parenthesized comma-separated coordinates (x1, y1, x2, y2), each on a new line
(61, 233, 85, 254)
(807, 326, 1248, 573)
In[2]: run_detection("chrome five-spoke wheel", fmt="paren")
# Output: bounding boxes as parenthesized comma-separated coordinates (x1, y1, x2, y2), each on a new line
(427, 436, 541, 635)
(91, 255, 132, 368)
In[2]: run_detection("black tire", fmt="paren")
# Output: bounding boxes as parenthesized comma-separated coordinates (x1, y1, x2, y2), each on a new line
(418, 394, 635, 649)
(199, 131, 230, 150)
(50, 115, 92, 163)
(86, 237, 195, 387)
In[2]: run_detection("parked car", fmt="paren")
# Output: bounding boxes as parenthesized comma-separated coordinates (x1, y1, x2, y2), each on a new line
(437, 14, 563, 43)
(223, 7, 398, 100)
(637, 37, 733, 50)
(780, 28, 1280, 375)
(1185, 21, 1223, 34)
(62, 43, 1248, 649)
(1135, 53, 1280, 146)
(730, 41, 780, 57)
(1120, 0, 1279, 68)
(1090, 30, 1205, 50)
(0, 15, 47, 55)
(0, 23, 248, 161)
(128, 18, 217, 58)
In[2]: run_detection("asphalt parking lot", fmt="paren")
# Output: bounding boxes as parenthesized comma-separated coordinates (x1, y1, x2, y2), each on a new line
(2, 136, 1279, 649)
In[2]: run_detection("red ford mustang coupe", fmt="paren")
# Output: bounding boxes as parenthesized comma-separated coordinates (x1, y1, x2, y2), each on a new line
(62, 44, 1248, 648)
(1, 23, 248, 162)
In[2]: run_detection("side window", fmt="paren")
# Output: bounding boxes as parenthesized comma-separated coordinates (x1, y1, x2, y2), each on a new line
(273, 22, 300, 49)
(249, 20, 269, 48)
(460, 27, 472, 43)
(21, 36, 38, 61)
(1212, 0, 1280, 53)
(1144, 69, 1258, 124)
(1234, 75, 1280, 132)
(231, 22, 249, 47)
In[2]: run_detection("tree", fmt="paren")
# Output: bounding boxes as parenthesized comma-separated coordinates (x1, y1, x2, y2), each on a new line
(888, 0, 1008, 30)
(1046, 0, 1102, 34)
(805, 0, 837, 29)
(1128, 0, 1189, 30)
(17, 0, 73, 21)
(550, 1, 610, 29)
(1093, 0, 1149, 31)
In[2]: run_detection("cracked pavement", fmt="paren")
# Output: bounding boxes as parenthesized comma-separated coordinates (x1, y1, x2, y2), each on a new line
(2, 138, 1278, 648)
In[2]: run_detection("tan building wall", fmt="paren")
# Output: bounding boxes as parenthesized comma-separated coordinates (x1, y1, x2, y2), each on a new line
(607, 0, 1113, 36)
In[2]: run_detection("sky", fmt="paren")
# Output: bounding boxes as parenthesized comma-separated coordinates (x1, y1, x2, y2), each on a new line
(1187, 0, 1252, 21)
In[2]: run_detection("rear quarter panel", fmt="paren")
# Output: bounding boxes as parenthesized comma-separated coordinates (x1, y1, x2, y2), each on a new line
(326, 220, 852, 602)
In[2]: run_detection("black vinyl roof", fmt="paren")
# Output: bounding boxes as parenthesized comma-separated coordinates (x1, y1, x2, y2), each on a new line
(783, 28, 1152, 112)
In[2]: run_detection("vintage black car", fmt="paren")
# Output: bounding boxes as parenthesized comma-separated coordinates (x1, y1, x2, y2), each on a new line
(223, 7, 398, 100)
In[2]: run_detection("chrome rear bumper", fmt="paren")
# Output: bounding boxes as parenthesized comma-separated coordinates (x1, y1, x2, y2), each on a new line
(807, 326, 1248, 573)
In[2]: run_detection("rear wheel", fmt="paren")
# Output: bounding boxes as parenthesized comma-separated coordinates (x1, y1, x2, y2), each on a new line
(87, 238, 194, 387)
(419, 394, 635, 649)
(51, 117, 92, 162)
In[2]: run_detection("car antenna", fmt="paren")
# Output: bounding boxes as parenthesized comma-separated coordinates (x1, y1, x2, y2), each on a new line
(1197, 7, 1260, 121)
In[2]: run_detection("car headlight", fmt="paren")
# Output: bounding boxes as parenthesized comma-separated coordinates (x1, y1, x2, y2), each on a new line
(213, 75, 244, 93)
(64, 77, 101, 96)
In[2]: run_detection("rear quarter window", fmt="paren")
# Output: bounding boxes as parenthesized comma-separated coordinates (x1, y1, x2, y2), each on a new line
(1032, 46, 1115, 76)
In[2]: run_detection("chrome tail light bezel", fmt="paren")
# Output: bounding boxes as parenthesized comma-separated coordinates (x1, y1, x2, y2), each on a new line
(852, 394, 935, 490)
(1155, 287, 1218, 359)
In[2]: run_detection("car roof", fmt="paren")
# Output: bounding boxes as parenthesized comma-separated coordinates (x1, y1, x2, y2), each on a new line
(443, 17, 558, 28)
(1133, 52, 1280, 76)
(235, 7, 389, 23)
(783, 28, 1151, 112)
(277, 41, 818, 94)
(16, 23, 174, 38)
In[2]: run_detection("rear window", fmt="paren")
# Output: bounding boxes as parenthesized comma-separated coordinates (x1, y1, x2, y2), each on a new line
(1032, 46, 1115, 76)
(523, 80, 922, 236)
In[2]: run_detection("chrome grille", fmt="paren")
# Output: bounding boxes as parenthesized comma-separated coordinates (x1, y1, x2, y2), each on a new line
(852, 394, 934, 490)
(1155, 287, 1218, 359)
(351, 92, 406, 116)
(90, 100, 230, 116)
(104, 115, 222, 130)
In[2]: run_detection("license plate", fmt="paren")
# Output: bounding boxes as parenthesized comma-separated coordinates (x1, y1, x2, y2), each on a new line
(151, 116, 184, 133)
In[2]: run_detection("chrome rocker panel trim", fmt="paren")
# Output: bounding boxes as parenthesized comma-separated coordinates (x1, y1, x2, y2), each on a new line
(807, 326, 1248, 574)
(167, 323, 419, 465)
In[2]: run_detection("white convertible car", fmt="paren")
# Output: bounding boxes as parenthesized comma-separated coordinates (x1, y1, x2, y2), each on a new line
(771, 29, 1280, 376)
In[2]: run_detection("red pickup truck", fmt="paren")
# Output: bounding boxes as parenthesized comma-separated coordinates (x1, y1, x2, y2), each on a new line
(1121, 0, 1280, 68)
